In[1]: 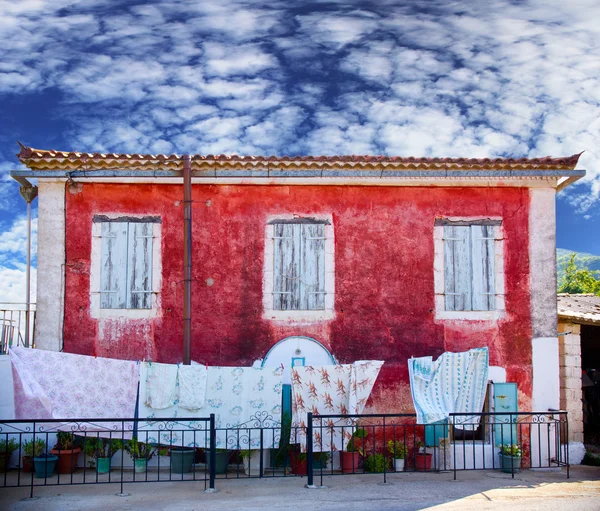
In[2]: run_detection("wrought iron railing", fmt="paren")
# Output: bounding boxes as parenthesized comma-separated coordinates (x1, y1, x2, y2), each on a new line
(0, 304, 36, 353)
(0, 416, 214, 498)
(0, 411, 570, 496)
(304, 411, 569, 486)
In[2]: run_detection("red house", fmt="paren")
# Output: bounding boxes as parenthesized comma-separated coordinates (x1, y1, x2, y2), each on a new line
(13, 146, 584, 421)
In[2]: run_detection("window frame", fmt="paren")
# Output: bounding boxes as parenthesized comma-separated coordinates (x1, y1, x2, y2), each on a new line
(433, 217, 505, 321)
(90, 215, 162, 319)
(263, 214, 335, 322)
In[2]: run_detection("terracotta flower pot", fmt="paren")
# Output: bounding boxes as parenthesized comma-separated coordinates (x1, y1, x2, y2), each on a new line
(288, 451, 307, 475)
(22, 455, 34, 473)
(414, 452, 432, 471)
(50, 447, 81, 474)
(340, 451, 360, 473)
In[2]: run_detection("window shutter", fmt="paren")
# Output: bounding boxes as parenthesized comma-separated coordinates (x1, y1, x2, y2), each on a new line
(300, 224, 325, 310)
(444, 225, 472, 311)
(471, 225, 495, 310)
(100, 222, 128, 309)
(273, 223, 301, 310)
(127, 222, 153, 309)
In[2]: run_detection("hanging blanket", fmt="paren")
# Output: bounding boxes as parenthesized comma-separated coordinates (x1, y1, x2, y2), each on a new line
(291, 360, 383, 452)
(178, 365, 208, 410)
(137, 365, 283, 449)
(408, 347, 489, 429)
(145, 362, 178, 409)
(10, 346, 138, 432)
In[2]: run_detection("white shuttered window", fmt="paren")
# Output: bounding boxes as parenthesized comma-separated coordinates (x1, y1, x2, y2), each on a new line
(273, 222, 326, 311)
(100, 221, 154, 309)
(443, 224, 497, 311)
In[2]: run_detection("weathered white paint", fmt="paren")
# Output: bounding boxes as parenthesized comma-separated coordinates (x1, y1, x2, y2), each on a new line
(532, 337, 560, 411)
(35, 180, 65, 351)
(91, 218, 162, 319)
(564, 442, 586, 465)
(258, 336, 336, 385)
(434, 220, 505, 321)
(263, 215, 334, 322)
(529, 188, 558, 338)
(488, 365, 507, 383)
(47, 176, 562, 187)
(0, 355, 15, 419)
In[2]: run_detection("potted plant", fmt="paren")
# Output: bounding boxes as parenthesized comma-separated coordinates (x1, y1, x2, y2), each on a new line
(170, 446, 195, 474)
(340, 427, 367, 474)
(414, 439, 432, 471)
(205, 448, 230, 474)
(23, 438, 46, 473)
(498, 443, 522, 473)
(34, 453, 58, 478)
(240, 449, 268, 476)
(51, 432, 81, 474)
(124, 440, 156, 474)
(364, 453, 390, 473)
(84, 437, 122, 474)
(312, 451, 331, 470)
(287, 445, 307, 476)
(387, 439, 407, 472)
(0, 438, 18, 473)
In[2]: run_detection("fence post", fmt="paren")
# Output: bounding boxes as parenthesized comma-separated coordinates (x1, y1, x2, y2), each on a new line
(209, 414, 216, 490)
(306, 412, 314, 487)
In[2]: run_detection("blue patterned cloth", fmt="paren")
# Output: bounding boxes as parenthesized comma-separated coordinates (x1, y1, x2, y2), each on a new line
(408, 348, 489, 429)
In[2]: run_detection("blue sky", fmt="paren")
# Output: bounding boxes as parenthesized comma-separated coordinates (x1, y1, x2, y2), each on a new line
(1, 0, 599, 304)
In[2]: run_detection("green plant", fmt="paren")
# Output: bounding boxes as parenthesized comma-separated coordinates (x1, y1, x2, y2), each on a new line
(0, 438, 18, 455)
(239, 449, 253, 459)
(364, 453, 389, 473)
(346, 427, 368, 453)
(55, 432, 75, 450)
(124, 440, 156, 461)
(499, 444, 522, 457)
(387, 440, 407, 459)
(23, 439, 46, 457)
(84, 438, 122, 458)
(313, 451, 331, 464)
(415, 439, 425, 453)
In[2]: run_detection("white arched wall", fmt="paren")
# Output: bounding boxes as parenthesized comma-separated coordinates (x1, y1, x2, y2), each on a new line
(257, 336, 336, 385)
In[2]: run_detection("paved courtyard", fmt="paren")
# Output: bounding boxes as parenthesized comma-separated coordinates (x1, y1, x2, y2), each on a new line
(0, 466, 599, 511)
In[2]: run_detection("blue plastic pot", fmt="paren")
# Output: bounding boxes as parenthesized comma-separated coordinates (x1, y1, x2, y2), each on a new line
(34, 454, 58, 478)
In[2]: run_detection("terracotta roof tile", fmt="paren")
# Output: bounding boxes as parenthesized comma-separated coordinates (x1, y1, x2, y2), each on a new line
(557, 293, 600, 325)
(16, 144, 583, 172)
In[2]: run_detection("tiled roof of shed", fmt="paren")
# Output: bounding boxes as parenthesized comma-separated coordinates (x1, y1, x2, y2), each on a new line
(16, 144, 583, 172)
(557, 294, 600, 325)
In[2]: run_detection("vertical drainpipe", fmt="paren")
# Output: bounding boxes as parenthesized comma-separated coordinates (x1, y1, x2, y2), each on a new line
(183, 154, 192, 365)
(18, 183, 38, 348)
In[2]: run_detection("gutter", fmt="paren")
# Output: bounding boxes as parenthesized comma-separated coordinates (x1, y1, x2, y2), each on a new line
(8, 168, 587, 180)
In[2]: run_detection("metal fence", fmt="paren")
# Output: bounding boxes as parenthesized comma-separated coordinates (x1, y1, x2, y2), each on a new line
(0, 410, 570, 497)
(0, 417, 214, 498)
(0, 304, 36, 353)
(305, 411, 569, 486)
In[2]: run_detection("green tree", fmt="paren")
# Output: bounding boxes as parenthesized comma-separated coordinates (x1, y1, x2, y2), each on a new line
(558, 253, 600, 295)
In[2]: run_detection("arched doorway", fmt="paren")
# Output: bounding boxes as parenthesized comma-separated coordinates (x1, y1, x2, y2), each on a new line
(261, 336, 336, 383)
(260, 336, 335, 429)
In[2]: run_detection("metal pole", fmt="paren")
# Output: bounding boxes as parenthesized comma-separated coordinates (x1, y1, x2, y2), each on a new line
(182, 155, 192, 365)
(307, 412, 313, 486)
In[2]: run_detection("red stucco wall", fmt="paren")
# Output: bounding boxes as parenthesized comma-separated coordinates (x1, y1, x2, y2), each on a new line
(63, 183, 532, 411)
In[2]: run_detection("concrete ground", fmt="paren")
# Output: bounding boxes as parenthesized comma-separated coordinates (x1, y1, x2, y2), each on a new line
(0, 466, 599, 511)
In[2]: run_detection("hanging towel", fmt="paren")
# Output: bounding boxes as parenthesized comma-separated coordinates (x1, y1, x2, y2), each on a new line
(408, 347, 489, 429)
(178, 365, 208, 410)
(145, 362, 178, 409)
(137, 365, 284, 449)
(10, 346, 138, 427)
(291, 360, 384, 452)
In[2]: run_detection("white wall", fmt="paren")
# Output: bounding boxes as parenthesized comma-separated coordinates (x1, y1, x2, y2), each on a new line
(35, 180, 66, 352)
